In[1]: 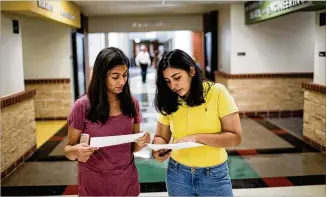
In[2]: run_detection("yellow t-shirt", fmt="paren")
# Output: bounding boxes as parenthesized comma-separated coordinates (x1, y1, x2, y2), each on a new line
(157, 82, 239, 167)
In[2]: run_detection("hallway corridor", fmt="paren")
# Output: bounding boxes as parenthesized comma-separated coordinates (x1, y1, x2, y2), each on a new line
(1, 69, 326, 196)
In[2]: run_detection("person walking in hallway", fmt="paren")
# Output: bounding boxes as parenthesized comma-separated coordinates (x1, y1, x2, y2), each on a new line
(64, 47, 150, 196)
(135, 45, 151, 83)
(152, 49, 242, 196)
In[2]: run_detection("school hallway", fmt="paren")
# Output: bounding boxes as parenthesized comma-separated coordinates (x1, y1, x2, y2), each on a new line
(1, 69, 325, 196)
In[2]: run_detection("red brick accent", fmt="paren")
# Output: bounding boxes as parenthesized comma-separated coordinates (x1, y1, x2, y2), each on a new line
(303, 136, 326, 153)
(24, 78, 70, 84)
(302, 82, 326, 94)
(0, 89, 36, 109)
(215, 71, 313, 79)
(239, 110, 303, 118)
(1, 145, 37, 182)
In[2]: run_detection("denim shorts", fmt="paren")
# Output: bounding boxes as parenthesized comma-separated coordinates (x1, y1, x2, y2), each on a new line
(166, 158, 233, 196)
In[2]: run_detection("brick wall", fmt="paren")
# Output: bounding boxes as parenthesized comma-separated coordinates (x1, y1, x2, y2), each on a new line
(1, 90, 37, 181)
(25, 79, 72, 120)
(302, 83, 326, 152)
(215, 72, 313, 116)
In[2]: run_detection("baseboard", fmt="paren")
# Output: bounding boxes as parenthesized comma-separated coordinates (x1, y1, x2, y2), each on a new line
(36, 117, 67, 121)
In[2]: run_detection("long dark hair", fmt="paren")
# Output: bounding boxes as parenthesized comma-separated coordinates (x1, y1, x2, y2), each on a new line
(87, 47, 136, 124)
(154, 49, 212, 115)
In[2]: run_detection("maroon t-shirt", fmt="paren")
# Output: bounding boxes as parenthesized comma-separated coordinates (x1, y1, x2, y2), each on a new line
(68, 95, 142, 196)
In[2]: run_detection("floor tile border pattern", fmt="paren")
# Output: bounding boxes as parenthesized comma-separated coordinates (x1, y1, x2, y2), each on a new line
(1, 116, 326, 194)
(26, 124, 69, 162)
(1, 175, 325, 195)
(27, 115, 321, 162)
(247, 114, 321, 154)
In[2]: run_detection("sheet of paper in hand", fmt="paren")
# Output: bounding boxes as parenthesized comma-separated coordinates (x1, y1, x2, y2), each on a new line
(147, 142, 204, 151)
(90, 132, 146, 148)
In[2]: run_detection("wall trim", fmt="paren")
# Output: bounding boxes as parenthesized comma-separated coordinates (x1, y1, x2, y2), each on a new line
(303, 136, 326, 154)
(35, 117, 68, 121)
(1, 89, 36, 109)
(215, 71, 314, 79)
(25, 78, 70, 84)
(239, 110, 303, 118)
(302, 82, 326, 94)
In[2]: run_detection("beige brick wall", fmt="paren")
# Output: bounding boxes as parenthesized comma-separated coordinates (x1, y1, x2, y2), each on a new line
(1, 99, 36, 173)
(303, 90, 326, 147)
(25, 83, 72, 119)
(216, 77, 312, 112)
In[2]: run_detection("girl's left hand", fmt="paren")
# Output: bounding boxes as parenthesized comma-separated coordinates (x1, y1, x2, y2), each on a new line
(135, 132, 151, 148)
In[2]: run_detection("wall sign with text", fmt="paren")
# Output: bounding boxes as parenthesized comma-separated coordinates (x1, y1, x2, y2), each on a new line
(1, 1, 81, 28)
(245, 1, 325, 24)
(37, 0, 75, 21)
(132, 21, 170, 28)
(37, 0, 53, 12)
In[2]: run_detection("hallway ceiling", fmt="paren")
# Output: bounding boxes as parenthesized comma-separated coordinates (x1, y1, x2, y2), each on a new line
(74, 1, 230, 16)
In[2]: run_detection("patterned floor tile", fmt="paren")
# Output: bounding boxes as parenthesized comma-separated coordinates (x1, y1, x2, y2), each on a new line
(263, 177, 293, 187)
(267, 117, 303, 138)
(1, 185, 67, 196)
(1, 162, 77, 186)
(228, 119, 294, 150)
(135, 159, 168, 183)
(36, 121, 66, 148)
(244, 153, 326, 178)
(228, 156, 260, 179)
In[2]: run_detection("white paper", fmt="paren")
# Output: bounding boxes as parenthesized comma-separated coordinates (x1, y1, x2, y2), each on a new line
(146, 142, 204, 151)
(90, 132, 146, 148)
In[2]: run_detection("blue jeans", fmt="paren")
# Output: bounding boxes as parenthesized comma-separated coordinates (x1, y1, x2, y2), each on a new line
(166, 158, 233, 196)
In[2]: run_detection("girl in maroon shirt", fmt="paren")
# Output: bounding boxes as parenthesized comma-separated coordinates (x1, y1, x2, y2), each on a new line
(64, 47, 150, 196)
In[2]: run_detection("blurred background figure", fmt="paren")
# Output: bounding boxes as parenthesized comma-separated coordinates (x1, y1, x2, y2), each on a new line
(135, 45, 151, 83)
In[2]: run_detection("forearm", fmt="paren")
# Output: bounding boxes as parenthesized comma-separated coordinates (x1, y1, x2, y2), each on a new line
(196, 132, 242, 148)
(64, 145, 78, 160)
(153, 136, 168, 144)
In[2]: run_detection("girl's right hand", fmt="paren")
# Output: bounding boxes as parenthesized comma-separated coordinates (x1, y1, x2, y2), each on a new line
(74, 143, 98, 163)
(152, 149, 171, 162)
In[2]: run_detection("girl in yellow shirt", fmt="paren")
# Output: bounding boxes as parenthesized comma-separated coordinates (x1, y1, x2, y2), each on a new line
(152, 49, 242, 196)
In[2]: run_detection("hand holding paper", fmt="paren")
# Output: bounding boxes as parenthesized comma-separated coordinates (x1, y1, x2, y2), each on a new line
(135, 132, 151, 149)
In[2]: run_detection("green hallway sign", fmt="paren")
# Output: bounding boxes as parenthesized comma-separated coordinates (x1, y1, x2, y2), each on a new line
(245, 1, 325, 24)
